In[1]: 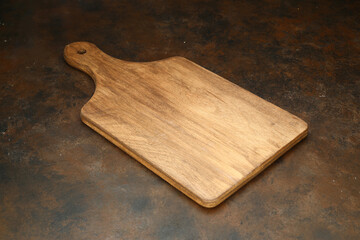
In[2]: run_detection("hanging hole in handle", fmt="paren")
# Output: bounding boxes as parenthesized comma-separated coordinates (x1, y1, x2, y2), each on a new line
(77, 49, 87, 54)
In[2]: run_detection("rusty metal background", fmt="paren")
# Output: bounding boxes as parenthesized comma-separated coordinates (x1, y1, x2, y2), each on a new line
(1, 0, 359, 239)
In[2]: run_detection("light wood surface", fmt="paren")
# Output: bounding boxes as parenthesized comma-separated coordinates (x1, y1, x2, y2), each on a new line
(64, 42, 308, 208)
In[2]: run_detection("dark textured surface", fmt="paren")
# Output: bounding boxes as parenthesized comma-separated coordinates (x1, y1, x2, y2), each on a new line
(0, 0, 359, 239)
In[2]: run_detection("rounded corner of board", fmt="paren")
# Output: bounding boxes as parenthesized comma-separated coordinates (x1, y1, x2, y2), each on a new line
(169, 56, 189, 62)
(79, 108, 91, 125)
(302, 121, 309, 135)
(193, 191, 230, 208)
(197, 197, 224, 208)
(297, 120, 309, 140)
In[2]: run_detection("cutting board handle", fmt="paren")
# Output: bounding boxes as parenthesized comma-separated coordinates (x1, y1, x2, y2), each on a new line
(64, 42, 119, 83)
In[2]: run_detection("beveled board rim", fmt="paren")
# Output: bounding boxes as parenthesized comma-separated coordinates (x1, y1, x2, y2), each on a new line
(81, 113, 307, 207)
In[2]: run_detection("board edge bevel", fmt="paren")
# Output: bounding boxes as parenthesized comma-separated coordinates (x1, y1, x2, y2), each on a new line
(80, 110, 308, 208)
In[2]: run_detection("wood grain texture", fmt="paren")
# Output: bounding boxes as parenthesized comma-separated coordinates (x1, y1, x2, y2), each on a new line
(64, 42, 308, 208)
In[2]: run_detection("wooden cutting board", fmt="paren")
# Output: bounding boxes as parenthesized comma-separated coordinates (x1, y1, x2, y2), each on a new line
(64, 42, 308, 208)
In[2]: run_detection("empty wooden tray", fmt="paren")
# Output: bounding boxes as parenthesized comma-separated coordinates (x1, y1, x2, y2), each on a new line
(64, 42, 308, 208)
